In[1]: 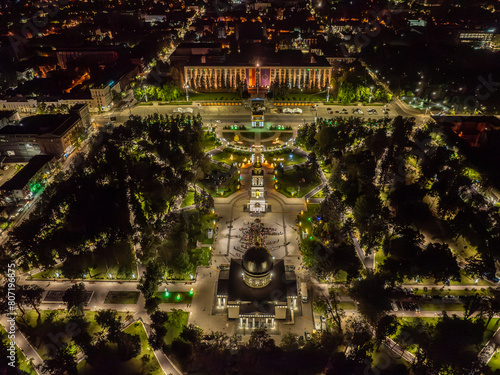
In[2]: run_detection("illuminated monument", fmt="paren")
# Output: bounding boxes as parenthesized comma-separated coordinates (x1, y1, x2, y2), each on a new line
(249, 156, 266, 213)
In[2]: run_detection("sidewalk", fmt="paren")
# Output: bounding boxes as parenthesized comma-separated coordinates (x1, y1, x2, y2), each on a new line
(0, 315, 43, 375)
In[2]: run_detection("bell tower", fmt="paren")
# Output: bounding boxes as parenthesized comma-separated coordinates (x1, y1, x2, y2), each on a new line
(249, 154, 266, 213)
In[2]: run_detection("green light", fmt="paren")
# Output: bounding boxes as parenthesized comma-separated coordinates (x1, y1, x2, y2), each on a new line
(165, 291, 170, 297)
(176, 294, 181, 301)
(189, 288, 194, 296)
(309, 236, 313, 240)
(30, 182, 42, 193)
(308, 217, 311, 221)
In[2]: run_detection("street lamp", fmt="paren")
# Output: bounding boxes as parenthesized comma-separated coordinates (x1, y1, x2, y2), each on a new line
(369, 86, 374, 103)
(184, 84, 189, 101)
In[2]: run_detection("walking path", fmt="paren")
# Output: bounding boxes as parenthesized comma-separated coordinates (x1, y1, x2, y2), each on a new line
(0, 315, 43, 375)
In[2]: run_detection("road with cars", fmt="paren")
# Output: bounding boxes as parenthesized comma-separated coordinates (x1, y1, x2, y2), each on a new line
(95, 98, 430, 130)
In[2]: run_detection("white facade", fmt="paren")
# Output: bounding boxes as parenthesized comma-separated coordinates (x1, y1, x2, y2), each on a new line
(249, 155, 266, 213)
(90, 85, 113, 109)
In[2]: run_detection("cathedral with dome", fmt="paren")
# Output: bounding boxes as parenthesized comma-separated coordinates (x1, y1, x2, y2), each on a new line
(216, 243, 298, 330)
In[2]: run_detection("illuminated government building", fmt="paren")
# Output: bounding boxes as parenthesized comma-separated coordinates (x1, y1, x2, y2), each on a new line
(173, 43, 333, 91)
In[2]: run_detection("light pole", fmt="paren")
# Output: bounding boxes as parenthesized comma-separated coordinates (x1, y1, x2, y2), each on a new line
(184, 84, 189, 101)
(326, 86, 332, 102)
(369, 86, 374, 103)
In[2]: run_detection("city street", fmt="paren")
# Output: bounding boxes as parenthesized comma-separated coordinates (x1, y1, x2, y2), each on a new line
(96, 98, 430, 131)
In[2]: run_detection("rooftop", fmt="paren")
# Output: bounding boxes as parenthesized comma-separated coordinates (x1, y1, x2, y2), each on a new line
(217, 258, 297, 302)
(242, 246, 273, 275)
(184, 48, 331, 67)
(0, 110, 17, 120)
(0, 155, 53, 191)
(0, 114, 80, 137)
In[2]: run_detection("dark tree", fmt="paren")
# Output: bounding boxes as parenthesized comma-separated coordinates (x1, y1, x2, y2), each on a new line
(417, 243, 461, 283)
(280, 333, 299, 351)
(42, 344, 78, 375)
(62, 283, 88, 315)
(96, 309, 123, 342)
(180, 324, 203, 348)
(247, 328, 276, 351)
(117, 332, 141, 360)
(374, 315, 398, 348)
(349, 273, 392, 324)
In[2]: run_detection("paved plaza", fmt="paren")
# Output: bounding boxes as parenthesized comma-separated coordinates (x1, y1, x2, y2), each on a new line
(187, 152, 316, 340)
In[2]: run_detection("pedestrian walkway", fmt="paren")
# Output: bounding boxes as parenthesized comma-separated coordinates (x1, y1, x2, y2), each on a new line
(0, 316, 43, 375)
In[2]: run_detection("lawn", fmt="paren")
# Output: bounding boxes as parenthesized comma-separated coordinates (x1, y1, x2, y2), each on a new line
(417, 302, 464, 312)
(181, 190, 195, 208)
(275, 91, 327, 102)
(483, 318, 500, 343)
(188, 92, 242, 101)
(414, 287, 492, 298)
(19, 310, 129, 360)
(156, 291, 194, 304)
(298, 204, 320, 247)
(239, 131, 256, 140)
(402, 271, 491, 287)
(164, 310, 190, 345)
(276, 165, 322, 198)
(374, 249, 387, 270)
(190, 247, 212, 266)
(158, 101, 192, 105)
(265, 150, 308, 166)
(339, 301, 356, 310)
(450, 271, 492, 286)
(318, 160, 332, 180)
(210, 149, 251, 166)
(198, 163, 240, 197)
(186, 210, 217, 245)
(202, 132, 220, 152)
(488, 351, 500, 372)
(104, 291, 140, 304)
(122, 322, 163, 374)
(278, 132, 294, 143)
(0, 326, 37, 375)
(390, 317, 440, 355)
(78, 321, 163, 375)
(259, 131, 276, 139)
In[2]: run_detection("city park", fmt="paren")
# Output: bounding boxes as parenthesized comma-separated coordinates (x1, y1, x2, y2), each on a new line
(4, 101, 500, 375)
